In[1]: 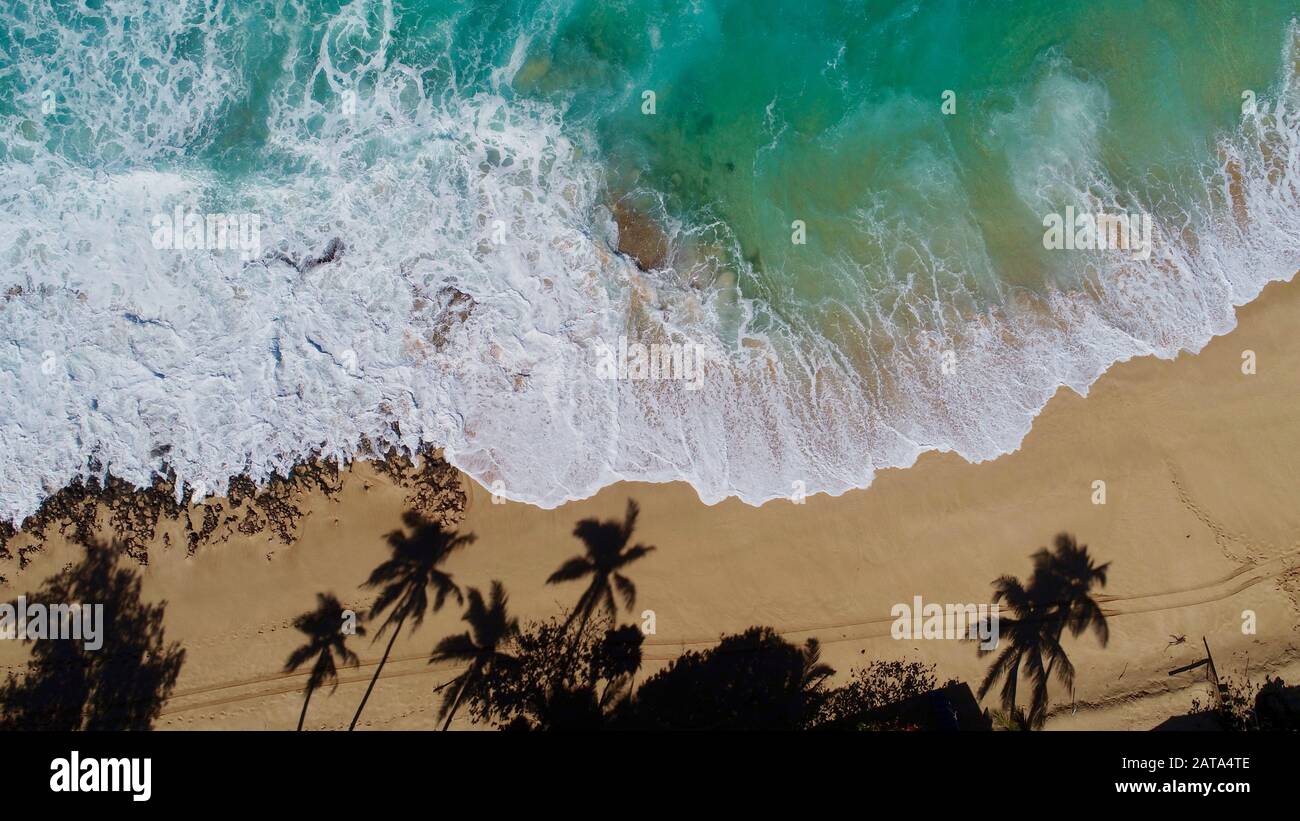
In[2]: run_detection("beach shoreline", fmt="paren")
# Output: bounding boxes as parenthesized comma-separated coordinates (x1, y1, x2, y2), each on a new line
(3, 274, 1299, 730)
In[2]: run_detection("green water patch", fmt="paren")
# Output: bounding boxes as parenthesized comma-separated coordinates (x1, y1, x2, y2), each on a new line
(511, 0, 1297, 325)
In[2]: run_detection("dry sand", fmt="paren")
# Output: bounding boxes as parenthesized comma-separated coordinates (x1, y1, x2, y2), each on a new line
(3, 277, 1299, 730)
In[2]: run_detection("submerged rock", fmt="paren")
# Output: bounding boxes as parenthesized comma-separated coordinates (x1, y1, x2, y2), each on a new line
(261, 237, 347, 274)
(612, 200, 670, 272)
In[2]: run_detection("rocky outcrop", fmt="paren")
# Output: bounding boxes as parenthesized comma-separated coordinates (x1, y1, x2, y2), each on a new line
(612, 200, 670, 272)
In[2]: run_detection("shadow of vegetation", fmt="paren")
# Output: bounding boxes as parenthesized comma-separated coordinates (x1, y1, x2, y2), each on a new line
(622, 626, 832, 730)
(286, 592, 363, 731)
(546, 499, 655, 634)
(350, 511, 473, 729)
(0, 540, 185, 730)
(437, 499, 961, 731)
(976, 533, 1110, 728)
(459, 616, 642, 731)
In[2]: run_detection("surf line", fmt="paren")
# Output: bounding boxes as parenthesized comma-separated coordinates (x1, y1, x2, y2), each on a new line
(1042, 205, 1155, 260)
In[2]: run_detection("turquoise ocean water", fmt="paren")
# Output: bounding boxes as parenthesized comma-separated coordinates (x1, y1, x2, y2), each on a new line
(1, 1, 1298, 519)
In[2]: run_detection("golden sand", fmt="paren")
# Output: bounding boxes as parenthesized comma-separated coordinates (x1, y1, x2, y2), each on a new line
(3, 277, 1299, 730)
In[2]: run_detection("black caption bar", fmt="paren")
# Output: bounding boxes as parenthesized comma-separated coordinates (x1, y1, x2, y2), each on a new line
(3, 730, 1289, 809)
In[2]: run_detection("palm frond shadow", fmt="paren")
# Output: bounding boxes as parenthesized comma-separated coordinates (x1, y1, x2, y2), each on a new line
(285, 592, 364, 730)
(429, 580, 519, 730)
(546, 499, 655, 635)
(974, 533, 1110, 728)
(349, 511, 474, 729)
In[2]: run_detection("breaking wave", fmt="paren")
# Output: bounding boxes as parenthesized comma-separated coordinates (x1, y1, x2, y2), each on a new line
(0, 1, 1298, 523)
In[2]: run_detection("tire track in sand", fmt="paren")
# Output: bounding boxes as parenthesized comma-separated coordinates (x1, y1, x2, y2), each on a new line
(158, 547, 1300, 717)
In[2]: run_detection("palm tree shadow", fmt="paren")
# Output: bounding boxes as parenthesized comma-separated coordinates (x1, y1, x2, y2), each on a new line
(349, 510, 473, 729)
(430, 580, 519, 730)
(547, 499, 655, 634)
(976, 533, 1110, 728)
(286, 592, 364, 730)
(0, 540, 186, 730)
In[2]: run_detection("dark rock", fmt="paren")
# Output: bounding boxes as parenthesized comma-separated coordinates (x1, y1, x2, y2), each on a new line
(612, 200, 670, 272)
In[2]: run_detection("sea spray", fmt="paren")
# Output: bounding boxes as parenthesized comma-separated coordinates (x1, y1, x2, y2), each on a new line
(1, 2, 1299, 521)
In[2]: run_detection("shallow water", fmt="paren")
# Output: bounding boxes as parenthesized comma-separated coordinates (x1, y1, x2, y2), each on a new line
(1, 1, 1298, 521)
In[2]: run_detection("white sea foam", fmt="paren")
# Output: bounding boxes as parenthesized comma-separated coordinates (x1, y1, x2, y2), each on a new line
(1, 4, 1298, 524)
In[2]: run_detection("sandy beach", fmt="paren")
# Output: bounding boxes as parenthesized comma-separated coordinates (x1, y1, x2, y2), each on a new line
(3, 276, 1299, 730)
